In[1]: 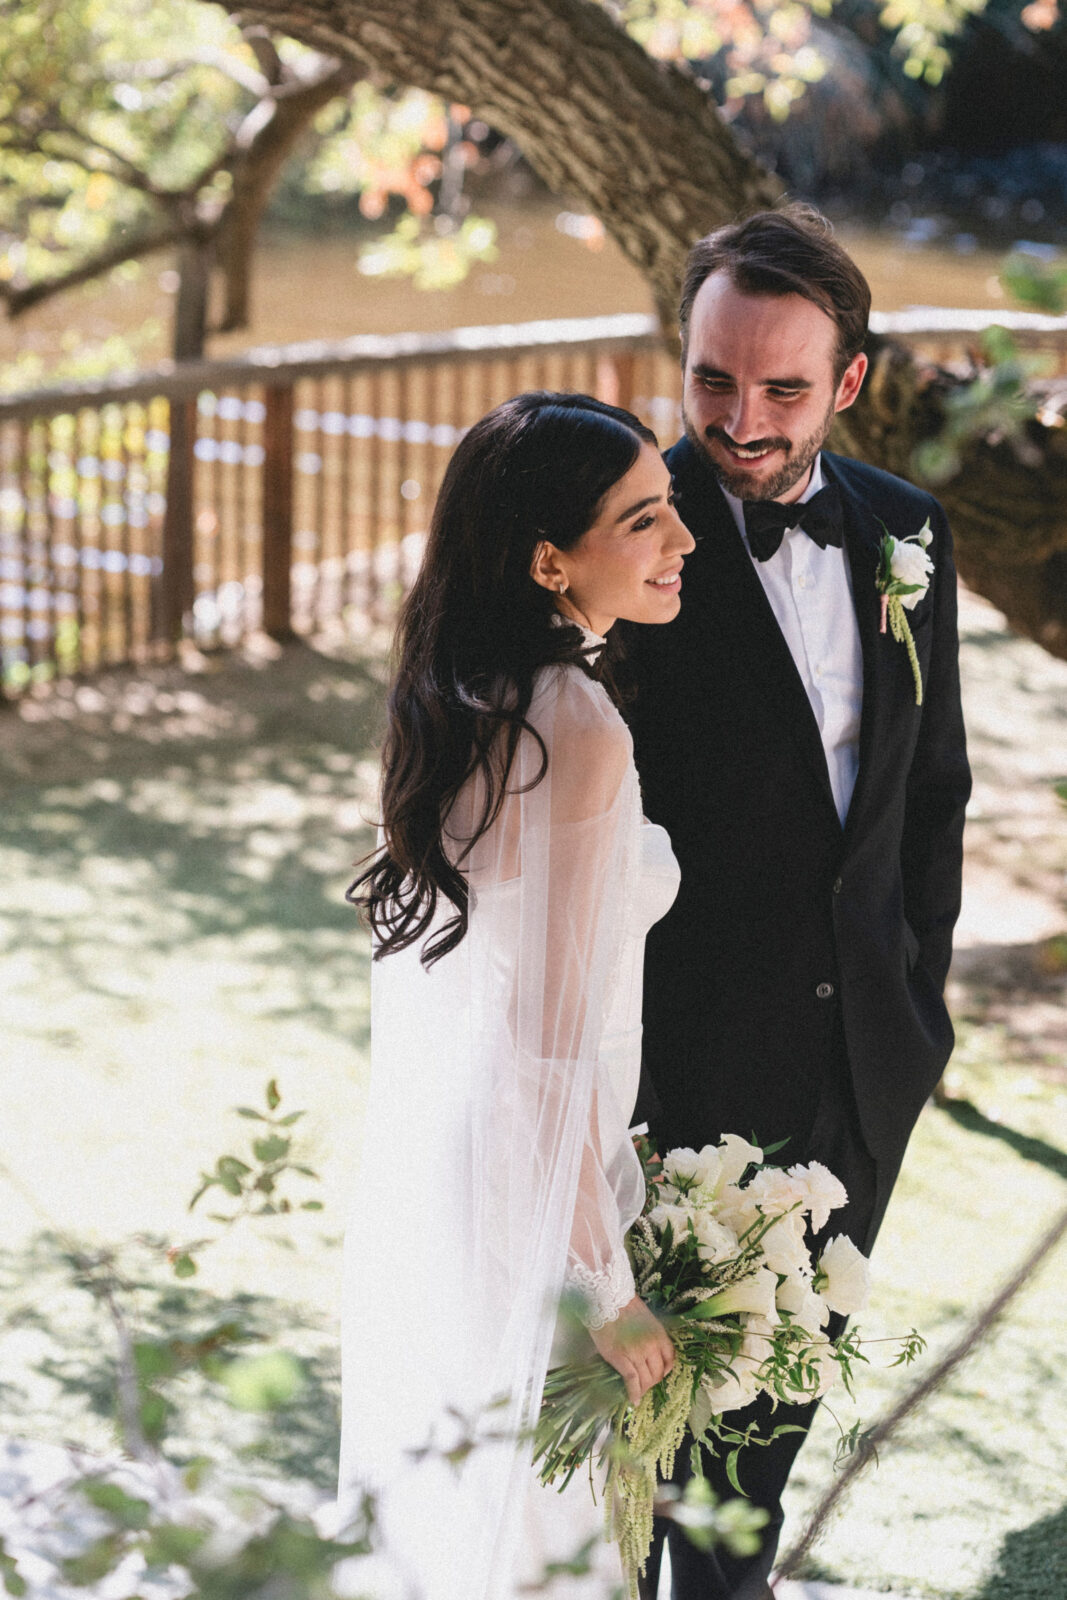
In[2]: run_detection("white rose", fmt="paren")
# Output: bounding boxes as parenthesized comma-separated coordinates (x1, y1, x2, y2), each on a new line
(817, 1234, 871, 1316)
(888, 533, 934, 609)
(698, 1363, 761, 1417)
(690, 1210, 738, 1264)
(648, 1202, 694, 1245)
(697, 1316, 776, 1416)
(661, 1147, 701, 1188)
(787, 1161, 848, 1232)
(662, 1144, 723, 1196)
(717, 1134, 763, 1186)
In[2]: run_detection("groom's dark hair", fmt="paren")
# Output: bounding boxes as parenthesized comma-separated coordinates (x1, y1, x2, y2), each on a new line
(679, 203, 871, 382)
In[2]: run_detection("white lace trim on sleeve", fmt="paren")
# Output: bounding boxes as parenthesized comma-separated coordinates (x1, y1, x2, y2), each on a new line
(567, 1251, 636, 1330)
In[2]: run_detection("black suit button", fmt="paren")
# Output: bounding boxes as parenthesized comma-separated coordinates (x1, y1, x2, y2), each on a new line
(832, 876, 843, 895)
(816, 982, 835, 999)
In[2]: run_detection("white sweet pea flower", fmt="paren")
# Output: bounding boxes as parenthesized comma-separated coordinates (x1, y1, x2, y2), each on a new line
(758, 1211, 812, 1278)
(713, 1183, 762, 1241)
(746, 1166, 808, 1216)
(817, 1233, 872, 1316)
(717, 1134, 763, 1186)
(888, 530, 934, 609)
(776, 1274, 830, 1336)
(801, 1339, 843, 1400)
(787, 1161, 848, 1232)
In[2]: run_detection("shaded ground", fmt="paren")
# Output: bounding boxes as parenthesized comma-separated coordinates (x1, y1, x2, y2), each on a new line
(1, 587, 1065, 1598)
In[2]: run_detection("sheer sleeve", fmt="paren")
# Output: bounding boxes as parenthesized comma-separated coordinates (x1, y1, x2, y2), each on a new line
(463, 667, 643, 1334)
(339, 665, 645, 1600)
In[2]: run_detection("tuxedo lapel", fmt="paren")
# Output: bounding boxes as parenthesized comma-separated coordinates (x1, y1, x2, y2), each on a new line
(667, 438, 839, 825)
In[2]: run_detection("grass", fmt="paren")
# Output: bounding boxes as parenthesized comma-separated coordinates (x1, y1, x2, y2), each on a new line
(1, 601, 1066, 1598)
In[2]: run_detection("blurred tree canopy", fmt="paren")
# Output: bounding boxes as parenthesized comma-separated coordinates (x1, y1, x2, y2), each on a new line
(2, 0, 1050, 353)
(1, 0, 1065, 653)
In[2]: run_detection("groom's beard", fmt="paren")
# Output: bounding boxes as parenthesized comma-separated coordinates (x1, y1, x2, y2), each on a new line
(683, 398, 837, 503)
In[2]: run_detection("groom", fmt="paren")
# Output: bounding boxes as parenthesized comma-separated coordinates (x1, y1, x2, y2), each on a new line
(627, 205, 970, 1599)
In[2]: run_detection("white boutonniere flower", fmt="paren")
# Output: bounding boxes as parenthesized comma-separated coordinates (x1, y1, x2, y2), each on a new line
(876, 519, 934, 705)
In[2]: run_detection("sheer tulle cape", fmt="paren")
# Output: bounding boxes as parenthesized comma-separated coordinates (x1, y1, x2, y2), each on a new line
(339, 664, 646, 1599)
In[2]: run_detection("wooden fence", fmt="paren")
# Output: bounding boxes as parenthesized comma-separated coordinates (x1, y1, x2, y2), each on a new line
(2, 307, 1065, 697)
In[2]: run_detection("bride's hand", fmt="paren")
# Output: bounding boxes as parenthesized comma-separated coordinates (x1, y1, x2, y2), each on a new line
(589, 1295, 675, 1407)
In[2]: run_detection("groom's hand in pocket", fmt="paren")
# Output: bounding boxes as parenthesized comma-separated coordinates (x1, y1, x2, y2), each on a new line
(591, 1296, 675, 1406)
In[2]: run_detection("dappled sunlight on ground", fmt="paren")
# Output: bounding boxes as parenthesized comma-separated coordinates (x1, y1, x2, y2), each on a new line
(1, 591, 1065, 1599)
(0, 636, 387, 1293)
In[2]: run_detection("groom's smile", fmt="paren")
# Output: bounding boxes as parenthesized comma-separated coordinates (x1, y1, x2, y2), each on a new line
(681, 272, 867, 504)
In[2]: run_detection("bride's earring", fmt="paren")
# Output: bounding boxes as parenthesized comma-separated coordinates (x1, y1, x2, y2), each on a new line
(558, 580, 568, 595)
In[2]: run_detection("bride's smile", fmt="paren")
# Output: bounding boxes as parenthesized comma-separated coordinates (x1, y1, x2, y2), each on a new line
(530, 442, 695, 637)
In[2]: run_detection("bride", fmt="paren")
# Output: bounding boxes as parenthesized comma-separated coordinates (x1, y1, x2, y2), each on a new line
(340, 391, 694, 1598)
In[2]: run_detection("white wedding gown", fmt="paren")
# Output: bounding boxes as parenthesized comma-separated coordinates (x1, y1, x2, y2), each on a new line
(339, 655, 680, 1600)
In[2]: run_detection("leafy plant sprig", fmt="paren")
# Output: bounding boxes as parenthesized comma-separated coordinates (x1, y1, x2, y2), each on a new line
(178, 1079, 322, 1271)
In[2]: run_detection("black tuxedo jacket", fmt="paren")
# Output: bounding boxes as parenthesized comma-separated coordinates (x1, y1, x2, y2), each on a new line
(626, 439, 971, 1181)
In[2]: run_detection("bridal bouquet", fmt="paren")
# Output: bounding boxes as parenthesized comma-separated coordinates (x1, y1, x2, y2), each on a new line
(535, 1133, 918, 1593)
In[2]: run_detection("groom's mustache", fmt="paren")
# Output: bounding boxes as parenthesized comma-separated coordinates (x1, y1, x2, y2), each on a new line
(704, 427, 792, 456)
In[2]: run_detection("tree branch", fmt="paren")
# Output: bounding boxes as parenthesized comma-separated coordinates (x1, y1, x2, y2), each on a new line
(773, 1199, 1067, 1587)
(208, 0, 781, 324)
(1, 222, 188, 317)
(212, 55, 360, 331)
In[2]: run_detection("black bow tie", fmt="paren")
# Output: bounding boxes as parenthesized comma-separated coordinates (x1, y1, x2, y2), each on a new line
(742, 483, 844, 562)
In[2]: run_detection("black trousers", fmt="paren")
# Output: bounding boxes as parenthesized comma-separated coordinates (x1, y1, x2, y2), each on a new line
(638, 1016, 881, 1600)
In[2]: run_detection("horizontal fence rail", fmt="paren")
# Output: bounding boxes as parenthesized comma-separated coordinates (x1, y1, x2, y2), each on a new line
(1, 308, 1064, 696)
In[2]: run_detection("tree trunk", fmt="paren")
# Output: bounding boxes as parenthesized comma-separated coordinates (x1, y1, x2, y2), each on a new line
(214, 58, 360, 333)
(172, 237, 212, 363)
(209, 0, 1067, 660)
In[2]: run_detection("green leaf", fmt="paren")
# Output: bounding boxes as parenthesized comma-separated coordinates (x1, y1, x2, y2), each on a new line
(133, 1340, 180, 1382)
(138, 1390, 173, 1442)
(220, 1349, 305, 1412)
(80, 1482, 152, 1530)
(215, 1155, 251, 1195)
(265, 1078, 281, 1111)
(235, 1107, 267, 1121)
(252, 1134, 290, 1164)
(277, 1110, 305, 1126)
(62, 1534, 126, 1587)
(300, 1200, 324, 1211)
(171, 1252, 197, 1279)
(0, 1537, 27, 1597)
(725, 1446, 745, 1496)
(143, 1524, 209, 1567)
(181, 1457, 211, 1492)
(187, 1178, 214, 1212)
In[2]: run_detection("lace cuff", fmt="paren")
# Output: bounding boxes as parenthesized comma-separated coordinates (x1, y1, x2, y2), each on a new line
(566, 1252, 636, 1331)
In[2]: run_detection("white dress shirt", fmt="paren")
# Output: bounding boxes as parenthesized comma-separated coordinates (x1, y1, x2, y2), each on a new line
(721, 455, 863, 824)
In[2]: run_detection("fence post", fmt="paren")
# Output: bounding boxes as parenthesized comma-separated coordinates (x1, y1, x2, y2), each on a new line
(160, 396, 197, 645)
(596, 352, 636, 412)
(262, 382, 295, 640)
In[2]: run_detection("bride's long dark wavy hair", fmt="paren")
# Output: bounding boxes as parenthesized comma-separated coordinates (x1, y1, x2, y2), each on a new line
(347, 390, 657, 967)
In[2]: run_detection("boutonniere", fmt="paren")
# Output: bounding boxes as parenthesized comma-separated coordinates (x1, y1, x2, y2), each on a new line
(875, 519, 934, 706)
